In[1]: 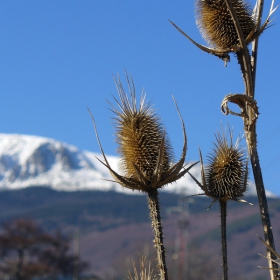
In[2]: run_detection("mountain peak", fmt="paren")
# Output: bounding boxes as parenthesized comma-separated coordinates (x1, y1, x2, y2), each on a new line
(0, 134, 103, 190)
(0, 134, 276, 197)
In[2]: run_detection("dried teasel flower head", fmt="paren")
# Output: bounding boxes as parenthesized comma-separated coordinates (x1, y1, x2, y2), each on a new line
(189, 128, 250, 207)
(169, 0, 277, 64)
(196, 0, 257, 49)
(205, 129, 248, 199)
(112, 76, 173, 183)
(90, 73, 197, 193)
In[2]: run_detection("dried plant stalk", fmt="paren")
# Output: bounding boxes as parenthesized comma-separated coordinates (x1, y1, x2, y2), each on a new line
(220, 0, 279, 277)
(258, 236, 280, 272)
(147, 189, 167, 280)
(171, 0, 278, 277)
(90, 73, 197, 280)
(220, 200, 228, 280)
(189, 129, 249, 279)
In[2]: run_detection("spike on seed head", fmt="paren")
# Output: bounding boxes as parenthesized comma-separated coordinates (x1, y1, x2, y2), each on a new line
(112, 75, 173, 183)
(195, 0, 257, 49)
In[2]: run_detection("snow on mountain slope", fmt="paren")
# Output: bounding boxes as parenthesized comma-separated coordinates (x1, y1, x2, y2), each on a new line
(0, 134, 111, 191)
(0, 134, 275, 197)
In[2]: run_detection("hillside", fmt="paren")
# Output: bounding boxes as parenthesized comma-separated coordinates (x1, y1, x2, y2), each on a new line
(0, 187, 279, 279)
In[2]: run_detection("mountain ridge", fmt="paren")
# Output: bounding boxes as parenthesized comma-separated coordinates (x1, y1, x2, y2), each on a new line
(0, 133, 276, 197)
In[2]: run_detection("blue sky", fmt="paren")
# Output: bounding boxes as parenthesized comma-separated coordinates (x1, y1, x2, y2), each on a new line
(0, 1, 279, 194)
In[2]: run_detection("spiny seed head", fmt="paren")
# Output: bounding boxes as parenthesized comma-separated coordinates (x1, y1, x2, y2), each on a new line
(195, 0, 257, 49)
(92, 73, 195, 192)
(112, 76, 173, 184)
(204, 131, 248, 201)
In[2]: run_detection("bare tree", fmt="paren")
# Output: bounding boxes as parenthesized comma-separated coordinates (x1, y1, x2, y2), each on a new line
(0, 218, 51, 280)
(0, 218, 88, 280)
(38, 230, 88, 279)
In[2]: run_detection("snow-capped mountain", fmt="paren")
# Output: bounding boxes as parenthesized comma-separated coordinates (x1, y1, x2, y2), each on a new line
(0, 134, 276, 197)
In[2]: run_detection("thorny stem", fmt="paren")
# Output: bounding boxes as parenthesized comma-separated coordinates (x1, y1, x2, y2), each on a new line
(147, 188, 168, 280)
(250, 1, 278, 278)
(249, 139, 279, 279)
(223, 0, 279, 278)
(220, 200, 228, 280)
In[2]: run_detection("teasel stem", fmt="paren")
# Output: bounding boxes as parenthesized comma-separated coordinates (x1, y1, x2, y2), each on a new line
(220, 200, 228, 280)
(221, 1, 279, 278)
(147, 188, 168, 280)
(251, 0, 265, 92)
(249, 142, 279, 279)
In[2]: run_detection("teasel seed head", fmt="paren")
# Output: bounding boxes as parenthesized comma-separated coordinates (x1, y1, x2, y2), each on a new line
(90, 73, 198, 193)
(195, 0, 256, 49)
(113, 76, 173, 183)
(169, 0, 276, 64)
(188, 129, 249, 206)
(205, 130, 248, 201)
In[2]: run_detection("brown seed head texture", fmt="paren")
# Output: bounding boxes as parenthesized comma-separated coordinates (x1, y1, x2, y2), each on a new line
(92, 74, 195, 192)
(205, 131, 248, 200)
(196, 0, 256, 49)
(112, 76, 173, 183)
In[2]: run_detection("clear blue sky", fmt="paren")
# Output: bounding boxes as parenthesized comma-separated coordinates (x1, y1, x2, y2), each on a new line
(0, 1, 279, 194)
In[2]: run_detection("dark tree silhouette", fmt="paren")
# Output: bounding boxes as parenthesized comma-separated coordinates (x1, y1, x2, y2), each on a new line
(38, 230, 88, 279)
(0, 218, 88, 280)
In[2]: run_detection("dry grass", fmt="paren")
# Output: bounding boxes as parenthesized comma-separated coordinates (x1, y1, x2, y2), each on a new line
(128, 256, 159, 280)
